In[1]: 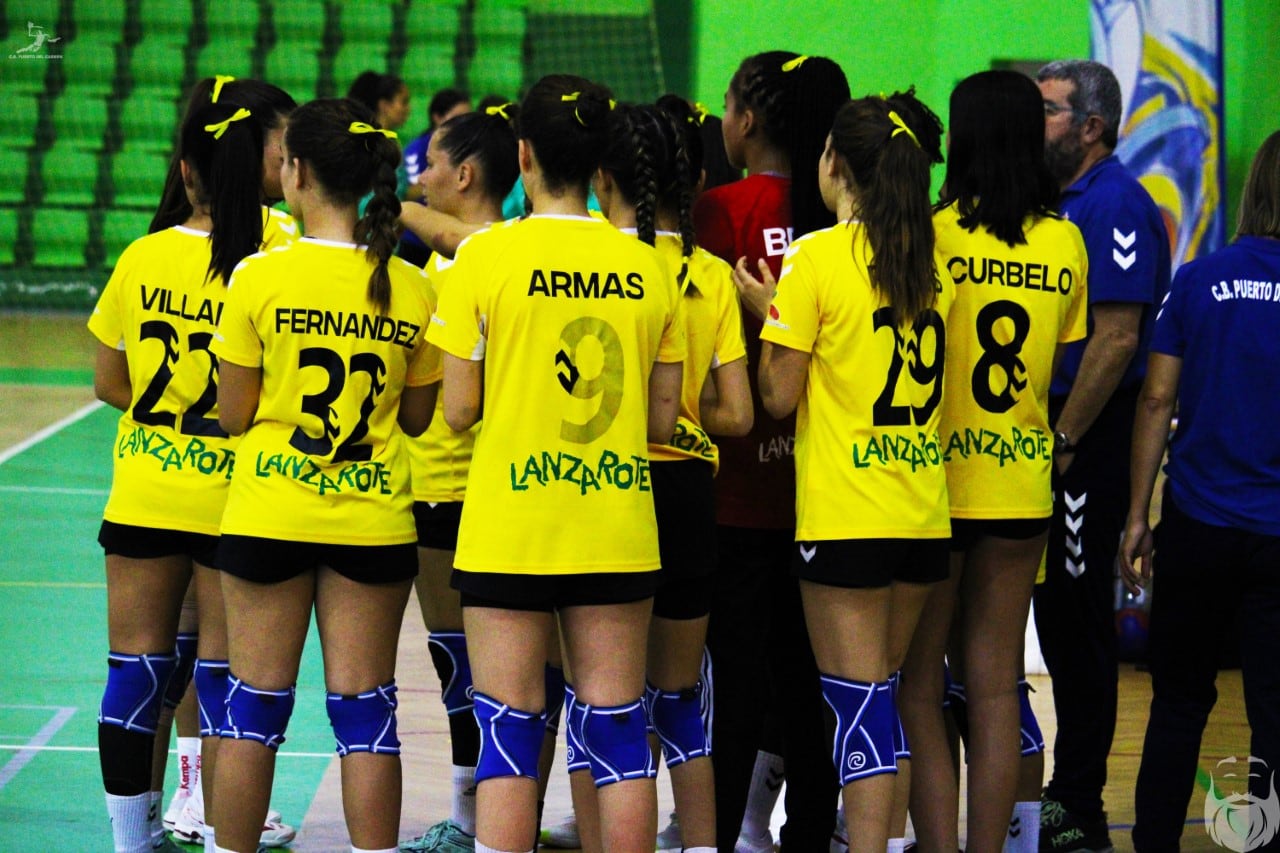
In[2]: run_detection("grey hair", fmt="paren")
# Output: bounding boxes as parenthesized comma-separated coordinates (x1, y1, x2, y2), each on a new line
(1037, 59, 1123, 149)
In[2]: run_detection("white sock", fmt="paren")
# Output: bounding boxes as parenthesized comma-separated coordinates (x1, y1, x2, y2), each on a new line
(475, 843, 533, 853)
(177, 737, 201, 794)
(203, 824, 215, 853)
(351, 848, 397, 853)
(452, 765, 477, 835)
(887, 839, 907, 853)
(187, 772, 205, 821)
(1004, 800, 1041, 853)
(148, 791, 165, 847)
(106, 792, 152, 853)
(213, 846, 237, 853)
(741, 750, 784, 837)
(686, 848, 716, 853)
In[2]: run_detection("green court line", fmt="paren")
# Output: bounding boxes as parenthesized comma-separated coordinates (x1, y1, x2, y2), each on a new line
(0, 367, 94, 385)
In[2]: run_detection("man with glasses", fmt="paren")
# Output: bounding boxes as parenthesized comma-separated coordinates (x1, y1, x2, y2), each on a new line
(1031, 59, 1171, 853)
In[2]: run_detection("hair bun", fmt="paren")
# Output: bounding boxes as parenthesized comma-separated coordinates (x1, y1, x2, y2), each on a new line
(572, 90, 612, 129)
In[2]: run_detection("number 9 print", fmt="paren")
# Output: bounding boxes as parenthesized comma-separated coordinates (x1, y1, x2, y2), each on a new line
(556, 317, 624, 444)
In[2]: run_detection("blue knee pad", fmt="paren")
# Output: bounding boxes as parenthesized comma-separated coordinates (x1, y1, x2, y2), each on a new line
(473, 692, 546, 782)
(819, 674, 897, 785)
(193, 659, 229, 737)
(223, 674, 295, 750)
(1018, 678, 1045, 756)
(544, 664, 567, 732)
(163, 632, 199, 710)
(563, 684, 590, 773)
(645, 681, 710, 768)
(889, 671, 910, 761)
(427, 632, 474, 716)
(569, 696, 656, 788)
(99, 651, 178, 735)
(327, 680, 400, 756)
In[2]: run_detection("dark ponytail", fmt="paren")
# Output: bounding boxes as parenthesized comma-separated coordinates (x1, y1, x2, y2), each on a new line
(516, 75, 614, 197)
(179, 101, 264, 285)
(434, 106, 520, 204)
(284, 98, 403, 314)
(829, 89, 944, 325)
(654, 95, 700, 259)
(599, 103, 695, 255)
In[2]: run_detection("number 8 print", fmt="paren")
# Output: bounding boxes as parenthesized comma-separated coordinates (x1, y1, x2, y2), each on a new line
(970, 299, 1030, 414)
(556, 317, 625, 444)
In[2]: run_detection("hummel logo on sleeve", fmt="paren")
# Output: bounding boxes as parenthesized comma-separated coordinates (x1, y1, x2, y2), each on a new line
(1113, 228, 1136, 270)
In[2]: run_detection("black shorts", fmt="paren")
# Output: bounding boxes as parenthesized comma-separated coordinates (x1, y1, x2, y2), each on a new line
(652, 460, 717, 620)
(99, 520, 219, 568)
(454, 569, 659, 613)
(791, 537, 950, 588)
(949, 517, 1051, 552)
(413, 500, 463, 550)
(218, 534, 418, 585)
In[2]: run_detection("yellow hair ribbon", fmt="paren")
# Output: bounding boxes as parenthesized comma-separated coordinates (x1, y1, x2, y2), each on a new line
(348, 121, 398, 140)
(485, 102, 513, 120)
(781, 55, 809, 72)
(887, 110, 920, 148)
(692, 102, 709, 126)
(204, 107, 252, 140)
(211, 75, 236, 104)
(561, 92, 587, 127)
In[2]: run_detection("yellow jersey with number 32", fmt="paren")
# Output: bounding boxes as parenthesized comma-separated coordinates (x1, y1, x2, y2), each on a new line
(427, 215, 686, 574)
(213, 237, 440, 545)
(760, 223, 953, 541)
(934, 203, 1088, 518)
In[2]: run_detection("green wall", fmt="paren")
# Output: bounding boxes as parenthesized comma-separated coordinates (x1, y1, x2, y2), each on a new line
(691, 0, 1280, 236)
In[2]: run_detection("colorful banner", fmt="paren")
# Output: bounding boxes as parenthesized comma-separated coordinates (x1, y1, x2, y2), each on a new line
(1091, 0, 1225, 269)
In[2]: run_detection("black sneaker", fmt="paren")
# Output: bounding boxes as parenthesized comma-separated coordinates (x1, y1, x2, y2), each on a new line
(1039, 797, 1115, 852)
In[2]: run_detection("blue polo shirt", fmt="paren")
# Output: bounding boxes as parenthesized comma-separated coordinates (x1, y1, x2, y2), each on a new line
(1152, 236, 1280, 536)
(1050, 155, 1171, 397)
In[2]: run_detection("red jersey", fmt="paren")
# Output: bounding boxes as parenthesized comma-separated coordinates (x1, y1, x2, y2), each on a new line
(693, 174, 795, 529)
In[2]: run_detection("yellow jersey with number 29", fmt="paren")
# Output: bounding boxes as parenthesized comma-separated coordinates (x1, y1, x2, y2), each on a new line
(213, 237, 440, 546)
(761, 223, 954, 541)
(427, 215, 686, 575)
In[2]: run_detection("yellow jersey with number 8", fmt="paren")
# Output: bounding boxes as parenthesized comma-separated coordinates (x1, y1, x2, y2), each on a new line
(427, 215, 686, 574)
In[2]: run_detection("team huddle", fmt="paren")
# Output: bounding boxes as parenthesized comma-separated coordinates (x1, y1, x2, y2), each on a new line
(86, 45, 1280, 853)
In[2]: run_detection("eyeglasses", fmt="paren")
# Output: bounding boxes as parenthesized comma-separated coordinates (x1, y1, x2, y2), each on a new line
(1043, 101, 1088, 120)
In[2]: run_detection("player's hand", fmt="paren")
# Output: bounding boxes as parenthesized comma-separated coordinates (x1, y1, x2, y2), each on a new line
(732, 256, 777, 321)
(1118, 516, 1154, 594)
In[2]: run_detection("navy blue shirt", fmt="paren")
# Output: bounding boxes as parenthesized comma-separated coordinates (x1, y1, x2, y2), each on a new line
(1152, 236, 1280, 536)
(1051, 155, 1171, 397)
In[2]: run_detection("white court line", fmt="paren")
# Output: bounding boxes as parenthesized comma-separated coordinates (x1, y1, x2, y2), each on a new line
(0, 743, 334, 759)
(0, 485, 109, 496)
(0, 706, 76, 791)
(0, 400, 105, 467)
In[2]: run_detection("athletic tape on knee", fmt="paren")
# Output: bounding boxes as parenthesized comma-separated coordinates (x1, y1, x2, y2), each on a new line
(572, 697, 656, 788)
(327, 680, 400, 756)
(222, 675, 295, 750)
(563, 684, 590, 773)
(194, 659, 230, 737)
(889, 671, 910, 760)
(163, 632, 199, 710)
(473, 692, 546, 782)
(1018, 678, 1045, 756)
(645, 681, 710, 768)
(819, 674, 897, 784)
(99, 651, 179, 735)
(427, 632, 474, 716)
(544, 664, 567, 732)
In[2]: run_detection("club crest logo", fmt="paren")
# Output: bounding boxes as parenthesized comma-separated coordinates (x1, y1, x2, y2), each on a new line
(1205, 757, 1280, 851)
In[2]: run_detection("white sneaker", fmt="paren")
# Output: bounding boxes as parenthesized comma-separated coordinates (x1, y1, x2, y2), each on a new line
(736, 826, 775, 853)
(539, 814, 581, 849)
(172, 798, 294, 848)
(257, 814, 296, 848)
(655, 812, 681, 850)
(162, 785, 191, 832)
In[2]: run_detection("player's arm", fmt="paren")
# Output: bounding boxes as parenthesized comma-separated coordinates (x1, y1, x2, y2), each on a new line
(699, 357, 753, 436)
(398, 382, 438, 437)
(216, 361, 261, 436)
(648, 361, 682, 444)
(442, 353, 483, 432)
(94, 343, 132, 411)
(399, 205, 485, 259)
(1052, 301, 1142, 468)
(759, 342, 809, 420)
(1119, 352, 1181, 592)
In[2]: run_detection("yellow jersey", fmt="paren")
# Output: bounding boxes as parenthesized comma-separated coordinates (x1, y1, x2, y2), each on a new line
(408, 249, 480, 502)
(427, 215, 686, 574)
(646, 232, 747, 473)
(760, 223, 953, 541)
(212, 237, 440, 545)
(934, 203, 1088, 518)
(89, 226, 240, 535)
(261, 206, 300, 249)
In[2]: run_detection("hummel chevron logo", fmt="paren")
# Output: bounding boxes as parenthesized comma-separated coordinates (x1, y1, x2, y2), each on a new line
(765, 767, 784, 792)
(800, 544, 817, 563)
(1065, 491, 1086, 577)
(1064, 491, 1087, 512)
(1113, 228, 1136, 270)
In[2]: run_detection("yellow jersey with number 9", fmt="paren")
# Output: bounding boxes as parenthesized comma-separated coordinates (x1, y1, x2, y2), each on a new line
(88, 226, 240, 535)
(760, 223, 954, 541)
(213, 237, 440, 545)
(934, 203, 1088, 518)
(427, 215, 686, 574)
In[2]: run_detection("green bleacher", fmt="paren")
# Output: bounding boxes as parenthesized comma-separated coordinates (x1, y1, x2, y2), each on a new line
(1, 0, 668, 309)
